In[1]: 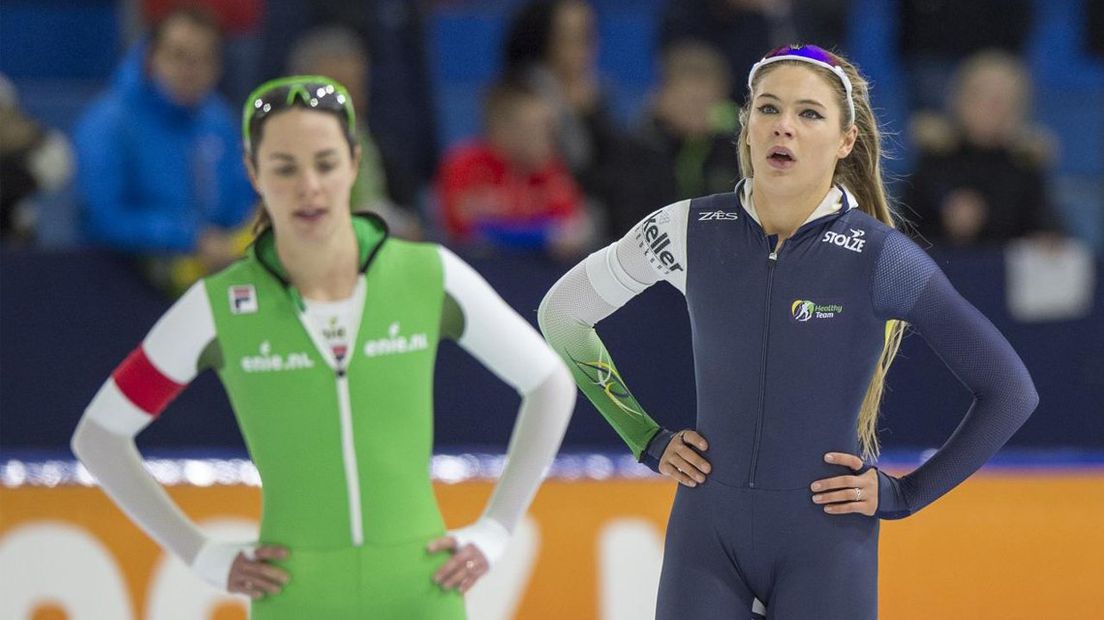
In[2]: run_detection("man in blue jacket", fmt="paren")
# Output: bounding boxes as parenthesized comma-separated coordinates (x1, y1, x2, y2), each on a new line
(74, 7, 255, 273)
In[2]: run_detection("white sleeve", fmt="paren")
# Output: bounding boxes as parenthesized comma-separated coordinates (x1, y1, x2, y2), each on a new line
(72, 282, 251, 590)
(438, 246, 562, 394)
(544, 199, 691, 338)
(615, 200, 690, 295)
(84, 282, 216, 436)
(143, 281, 217, 384)
(437, 246, 575, 566)
(536, 205, 689, 462)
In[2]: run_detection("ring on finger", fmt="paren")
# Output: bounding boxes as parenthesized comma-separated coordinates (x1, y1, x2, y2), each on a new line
(854, 487, 862, 502)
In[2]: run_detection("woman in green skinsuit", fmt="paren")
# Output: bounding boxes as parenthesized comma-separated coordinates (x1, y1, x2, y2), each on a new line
(71, 76, 576, 618)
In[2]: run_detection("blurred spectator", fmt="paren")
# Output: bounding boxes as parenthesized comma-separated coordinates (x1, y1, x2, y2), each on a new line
(503, 0, 626, 212)
(0, 75, 74, 246)
(905, 51, 1061, 247)
(604, 41, 740, 238)
(436, 81, 591, 257)
(898, 0, 1032, 111)
(287, 25, 423, 239)
(659, 0, 796, 104)
(140, 0, 265, 106)
(73, 7, 255, 294)
(259, 0, 438, 208)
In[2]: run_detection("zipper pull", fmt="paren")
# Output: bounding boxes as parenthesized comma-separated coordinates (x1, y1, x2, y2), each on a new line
(768, 251, 778, 261)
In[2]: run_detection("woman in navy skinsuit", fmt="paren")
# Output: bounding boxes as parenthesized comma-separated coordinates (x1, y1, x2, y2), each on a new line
(539, 45, 1038, 619)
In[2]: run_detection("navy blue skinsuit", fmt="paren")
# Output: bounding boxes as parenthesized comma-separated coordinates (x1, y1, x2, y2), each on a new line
(641, 185, 1038, 619)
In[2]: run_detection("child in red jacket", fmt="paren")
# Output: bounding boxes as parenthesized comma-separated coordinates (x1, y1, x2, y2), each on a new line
(437, 81, 592, 256)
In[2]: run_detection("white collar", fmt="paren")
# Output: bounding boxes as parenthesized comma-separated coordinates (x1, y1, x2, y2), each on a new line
(739, 179, 850, 228)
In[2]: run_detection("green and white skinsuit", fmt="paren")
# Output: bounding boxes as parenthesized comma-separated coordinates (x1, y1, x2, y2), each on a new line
(72, 214, 572, 618)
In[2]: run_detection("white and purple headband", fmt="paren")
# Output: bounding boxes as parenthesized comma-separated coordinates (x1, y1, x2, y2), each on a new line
(747, 45, 855, 125)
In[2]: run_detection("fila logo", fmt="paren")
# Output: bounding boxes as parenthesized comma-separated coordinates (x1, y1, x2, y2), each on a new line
(637, 212, 684, 273)
(698, 210, 739, 221)
(229, 285, 257, 314)
(821, 228, 866, 253)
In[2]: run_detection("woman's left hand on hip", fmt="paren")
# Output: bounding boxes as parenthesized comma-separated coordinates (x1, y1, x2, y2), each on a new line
(427, 535, 489, 594)
(809, 452, 879, 516)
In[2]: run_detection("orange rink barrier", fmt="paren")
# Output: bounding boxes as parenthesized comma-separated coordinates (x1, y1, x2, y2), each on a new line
(2, 471, 1102, 619)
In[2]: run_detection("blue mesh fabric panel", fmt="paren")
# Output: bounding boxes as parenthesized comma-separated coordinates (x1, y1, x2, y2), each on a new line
(871, 231, 1039, 518)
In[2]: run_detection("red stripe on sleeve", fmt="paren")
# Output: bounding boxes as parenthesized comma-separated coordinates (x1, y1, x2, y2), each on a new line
(112, 347, 186, 416)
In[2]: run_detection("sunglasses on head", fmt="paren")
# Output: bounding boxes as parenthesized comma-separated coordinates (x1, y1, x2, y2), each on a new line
(242, 75, 356, 149)
(747, 45, 855, 125)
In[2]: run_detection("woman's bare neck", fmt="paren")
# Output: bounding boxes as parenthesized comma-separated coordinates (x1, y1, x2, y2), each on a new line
(276, 226, 360, 302)
(752, 179, 834, 241)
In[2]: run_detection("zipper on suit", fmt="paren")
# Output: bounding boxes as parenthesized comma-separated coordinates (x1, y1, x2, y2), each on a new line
(748, 249, 778, 488)
(334, 368, 364, 545)
(292, 280, 367, 547)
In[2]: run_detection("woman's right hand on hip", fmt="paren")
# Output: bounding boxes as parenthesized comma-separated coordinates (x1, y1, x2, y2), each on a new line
(227, 545, 291, 599)
(659, 430, 711, 487)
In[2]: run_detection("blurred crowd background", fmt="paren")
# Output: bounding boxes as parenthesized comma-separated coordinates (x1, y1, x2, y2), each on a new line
(1, 0, 1102, 457)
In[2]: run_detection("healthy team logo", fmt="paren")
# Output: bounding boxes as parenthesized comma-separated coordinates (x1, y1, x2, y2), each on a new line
(791, 299, 844, 322)
(241, 340, 315, 373)
(362, 322, 429, 358)
(698, 210, 739, 221)
(636, 211, 684, 273)
(821, 227, 866, 253)
(568, 350, 646, 420)
(228, 285, 258, 314)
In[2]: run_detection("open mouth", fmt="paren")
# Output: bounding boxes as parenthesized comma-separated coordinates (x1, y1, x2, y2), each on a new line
(294, 207, 328, 222)
(767, 147, 795, 162)
(766, 147, 796, 168)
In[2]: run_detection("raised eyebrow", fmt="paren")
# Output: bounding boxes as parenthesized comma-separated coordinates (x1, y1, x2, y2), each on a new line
(755, 93, 827, 109)
(796, 99, 827, 109)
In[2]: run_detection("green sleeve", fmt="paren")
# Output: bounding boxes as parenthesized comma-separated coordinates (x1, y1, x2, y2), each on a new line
(538, 303, 661, 459)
